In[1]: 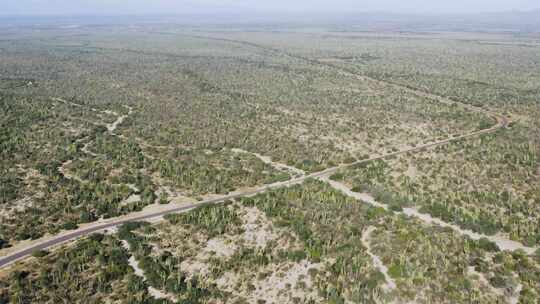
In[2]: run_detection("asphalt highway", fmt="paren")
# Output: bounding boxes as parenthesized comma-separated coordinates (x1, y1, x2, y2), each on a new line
(0, 109, 508, 269)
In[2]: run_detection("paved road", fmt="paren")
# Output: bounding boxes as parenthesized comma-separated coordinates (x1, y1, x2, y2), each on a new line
(0, 42, 510, 269)
(0, 108, 508, 269)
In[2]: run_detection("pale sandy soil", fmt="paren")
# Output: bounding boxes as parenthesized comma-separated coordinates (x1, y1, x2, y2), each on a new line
(232, 148, 306, 176)
(508, 276, 522, 304)
(203, 237, 237, 258)
(320, 177, 538, 255)
(172, 203, 323, 303)
(53, 97, 133, 133)
(180, 204, 285, 279)
(216, 260, 324, 304)
(121, 240, 177, 301)
(7, 197, 33, 213)
(57, 159, 85, 182)
(320, 176, 388, 210)
(121, 194, 141, 206)
(467, 266, 505, 298)
(107, 105, 133, 133)
(240, 206, 281, 248)
(0, 103, 512, 276)
(54, 100, 134, 184)
(52, 97, 85, 109)
(361, 226, 397, 291)
(0, 100, 142, 256)
(81, 141, 98, 156)
(126, 184, 139, 192)
(0, 172, 304, 264)
(401, 207, 537, 254)
(467, 267, 523, 304)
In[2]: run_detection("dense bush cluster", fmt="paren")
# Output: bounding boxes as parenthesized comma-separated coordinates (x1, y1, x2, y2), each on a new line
(0, 234, 162, 304)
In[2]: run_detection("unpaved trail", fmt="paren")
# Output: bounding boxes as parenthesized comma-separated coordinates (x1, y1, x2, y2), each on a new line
(361, 226, 397, 291)
(0, 113, 519, 270)
(401, 207, 536, 254)
(107, 105, 133, 133)
(52, 97, 133, 134)
(319, 176, 538, 255)
(466, 265, 522, 304)
(0, 112, 515, 270)
(0, 64, 516, 270)
(0, 175, 307, 269)
(52, 97, 87, 109)
(508, 276, 522, 304)
(232, 148, 306, 176)
(320, 177, 389, 209)
(81, 141, 98, 156)
(121, 241, 176, 301)
(54, 100, 133, 179)
(57, 159, 83, 182)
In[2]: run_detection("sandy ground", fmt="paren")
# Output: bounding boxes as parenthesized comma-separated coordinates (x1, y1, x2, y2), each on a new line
(324, 177, 530, 304)
(121, 240, 176, 301)
(361, 226, 397, 291)
(401, 207, 536, 254)
(165, 202, 323, 303)
(81, 141, 98, 156)
(0, 101, 143, 258)
(240, 206, 281, 248)
(319, 177, 537, 254)
(0, 170, 307, 269)
(180, 204, 285, 279)
(57, 159, 84, 182)
(508, 275, 523, 304)
(107, 105, 133, 133)
(216, 260, 324, 304)
(467, 266, 504, 297)
(232, 148, 306, 176)
(0, 101, 515, 275)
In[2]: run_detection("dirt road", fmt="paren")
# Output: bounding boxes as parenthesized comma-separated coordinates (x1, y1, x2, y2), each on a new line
(0, 43, 514, 269)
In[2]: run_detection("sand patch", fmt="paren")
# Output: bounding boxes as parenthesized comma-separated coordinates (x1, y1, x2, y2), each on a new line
(217, 260, 324, 304)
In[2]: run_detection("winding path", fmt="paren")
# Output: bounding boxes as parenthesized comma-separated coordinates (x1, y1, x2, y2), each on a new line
(54, 99, 133, 180)
(121, 241, 177, 301)
(320, 176, 537, 254)
(107, 105, 133, 133)
(361, 226, 397, 291)
(0, 109, 513, 269)
(0, 40, 523, 270)
(232, 148, 306, 176)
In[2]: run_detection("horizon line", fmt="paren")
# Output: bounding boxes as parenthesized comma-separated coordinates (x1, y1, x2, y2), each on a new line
(1, 8, 540, 18)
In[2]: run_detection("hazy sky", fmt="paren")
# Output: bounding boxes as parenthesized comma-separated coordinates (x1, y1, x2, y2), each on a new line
(2, 0, 540, 15)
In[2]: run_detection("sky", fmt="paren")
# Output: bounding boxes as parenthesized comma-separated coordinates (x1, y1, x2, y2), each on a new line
(2, 0, 540, 15)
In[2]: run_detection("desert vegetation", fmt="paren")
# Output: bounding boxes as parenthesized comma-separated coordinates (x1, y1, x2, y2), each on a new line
(4, 180, 537, 303)
(1, 25, 539, 303)
(332, 124, 540, 247)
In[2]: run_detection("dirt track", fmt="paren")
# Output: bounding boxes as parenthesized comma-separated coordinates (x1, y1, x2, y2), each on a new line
(0, 107, 513, 269)
(0, 41, 518, 269)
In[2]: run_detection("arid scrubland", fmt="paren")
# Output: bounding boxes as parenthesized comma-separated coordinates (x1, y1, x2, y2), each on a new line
(1, 26, 539, 303)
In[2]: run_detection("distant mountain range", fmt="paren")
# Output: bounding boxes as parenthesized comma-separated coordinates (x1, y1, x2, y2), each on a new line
(2, 10, 540, 32)
(334, 10, 540, 32)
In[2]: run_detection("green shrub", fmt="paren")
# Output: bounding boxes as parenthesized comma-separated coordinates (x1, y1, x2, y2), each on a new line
(31, 250, 49, 258)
